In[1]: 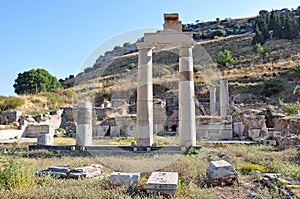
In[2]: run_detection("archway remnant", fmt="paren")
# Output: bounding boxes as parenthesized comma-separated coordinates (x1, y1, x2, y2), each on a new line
(136, 13, 196, 147)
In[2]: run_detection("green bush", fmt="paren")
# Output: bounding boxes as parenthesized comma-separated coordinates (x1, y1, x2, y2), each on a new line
(253, 43, 269, 58)
(240, 162, 267, 175)
(262, 78, 284, 96)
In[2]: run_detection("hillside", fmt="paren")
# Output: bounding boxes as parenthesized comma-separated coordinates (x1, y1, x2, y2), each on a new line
(5, 7, 300, 115)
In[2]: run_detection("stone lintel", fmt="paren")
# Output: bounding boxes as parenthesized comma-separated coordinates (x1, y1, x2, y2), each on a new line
(144, 32, 193, 44)
(136, 42, 153, 50)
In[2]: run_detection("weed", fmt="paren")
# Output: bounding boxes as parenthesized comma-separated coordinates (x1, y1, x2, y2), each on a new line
(240, 162, 267, 174)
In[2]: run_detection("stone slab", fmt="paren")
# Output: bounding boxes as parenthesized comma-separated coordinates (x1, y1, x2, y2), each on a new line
(146, 172, 178, 195)
(110, 172, 140, 188)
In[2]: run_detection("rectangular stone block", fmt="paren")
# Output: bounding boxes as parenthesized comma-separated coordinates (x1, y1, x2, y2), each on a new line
(263, 139, 276, 145)
(110, 172, 140, 188)
(207, 160, 238, 186)
(146, 172, 178, 195)
(248, 129, 261, 140)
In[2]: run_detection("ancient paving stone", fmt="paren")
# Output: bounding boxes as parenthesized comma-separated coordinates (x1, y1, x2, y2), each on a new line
(145, 172, 178, 195)
(110, 172, 140, 188)
(207, 160, 238, 186)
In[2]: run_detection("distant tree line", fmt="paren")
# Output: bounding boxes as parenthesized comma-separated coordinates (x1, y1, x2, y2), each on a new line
(253, 7, 300, 44)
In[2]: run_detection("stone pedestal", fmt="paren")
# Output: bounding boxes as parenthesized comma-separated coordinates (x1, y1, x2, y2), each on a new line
(37, 134, 54, 146)
(178, 43, 196, 147)
(136, 44, 153, 147)
(76, 102, 92, 146)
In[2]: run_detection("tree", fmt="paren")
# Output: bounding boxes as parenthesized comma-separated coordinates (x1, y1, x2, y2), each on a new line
(252, 24, 266, 44)
(216, 49, 235, 68)
(13, 68, 61, 95)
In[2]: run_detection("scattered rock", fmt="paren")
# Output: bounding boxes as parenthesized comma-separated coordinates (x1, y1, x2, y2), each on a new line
(0, 148, 7, 153)
(69, 165, 103, 179)
(110, 172, 140, 188)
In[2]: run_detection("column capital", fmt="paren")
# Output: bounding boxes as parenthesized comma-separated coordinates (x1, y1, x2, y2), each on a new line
(178, 42, 194, 49)
(136, 42, 153, 50)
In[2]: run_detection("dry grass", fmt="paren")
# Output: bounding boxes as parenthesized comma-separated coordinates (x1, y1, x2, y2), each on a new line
(0, 143, 299, 198)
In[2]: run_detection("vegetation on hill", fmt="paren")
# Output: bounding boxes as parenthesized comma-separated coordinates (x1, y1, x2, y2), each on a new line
(253, 7, 300, 44)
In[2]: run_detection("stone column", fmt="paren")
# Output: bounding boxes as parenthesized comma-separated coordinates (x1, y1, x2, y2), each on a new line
(219, 80, 229, 117)
(76, 102, 93, 146)
(178, 43, 196, 147)
(136, 43, 153, 146)
(209, 85, 217, 116)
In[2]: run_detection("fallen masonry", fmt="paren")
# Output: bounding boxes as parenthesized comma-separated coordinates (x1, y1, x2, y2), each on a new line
(110, 172, 140, 188)
(37, 164, 104, 179)
(69, 165, 103, 179)
(37, 166, 70, 178)
(207, 160, 238, 186)
(145, 172, 179, 195)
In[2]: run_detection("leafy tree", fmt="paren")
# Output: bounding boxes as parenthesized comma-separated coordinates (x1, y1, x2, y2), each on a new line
(262, 78, 284, 97)
(13, 68, 60, 95)
(216, 49, 235, 68)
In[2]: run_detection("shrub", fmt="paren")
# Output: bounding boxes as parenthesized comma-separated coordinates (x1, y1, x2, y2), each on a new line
(293, 65, 300, 80)
(0, 96, 25, 111)
(0, 156, 35, 190)
(253, 43, 269, 58)
(216, 49, 235, 68)
(262, 78, 284, 96)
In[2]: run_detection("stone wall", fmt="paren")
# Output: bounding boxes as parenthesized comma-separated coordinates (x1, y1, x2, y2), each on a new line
(0, 111, 22, 125)
(25, 125, 50, 138)
(273, 117, 300, 136)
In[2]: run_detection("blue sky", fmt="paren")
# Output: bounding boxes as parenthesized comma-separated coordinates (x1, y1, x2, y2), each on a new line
(0, 0, 299, 96)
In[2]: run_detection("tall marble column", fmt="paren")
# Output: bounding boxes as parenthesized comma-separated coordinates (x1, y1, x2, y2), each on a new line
(136, 43, 153, 146)
(219, 80, 229, 117)
(178, 43, 196, 147)
(209, 85, 217, 116)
